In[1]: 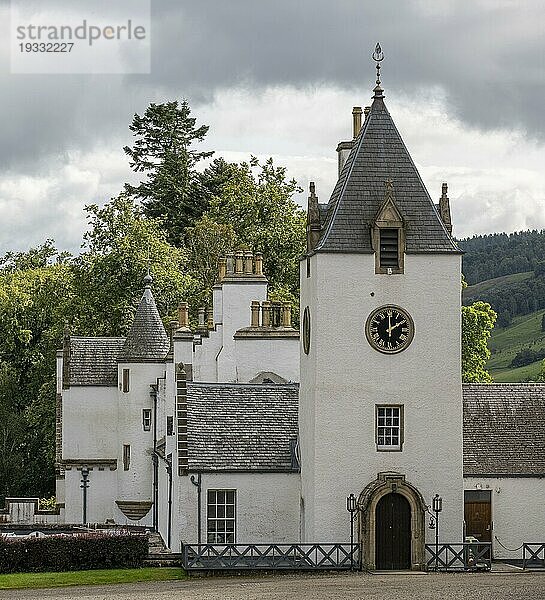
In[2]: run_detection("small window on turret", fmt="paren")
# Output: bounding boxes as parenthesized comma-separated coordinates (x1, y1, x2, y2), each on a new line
(123, 444, 130, 470)
(122, 369, 130, 393)
(142, 409, 152, 432)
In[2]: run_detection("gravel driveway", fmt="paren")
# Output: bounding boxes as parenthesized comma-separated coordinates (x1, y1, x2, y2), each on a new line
(1, 571, 545, 600)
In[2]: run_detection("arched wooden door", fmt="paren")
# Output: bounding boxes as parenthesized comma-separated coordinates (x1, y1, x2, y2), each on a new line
(375, 493, 411, 570)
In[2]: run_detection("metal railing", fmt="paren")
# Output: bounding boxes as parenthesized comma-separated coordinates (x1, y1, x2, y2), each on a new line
(425, 542, 492, 571)
(182, 543, 359, 571)
(522, 544, 545, 569)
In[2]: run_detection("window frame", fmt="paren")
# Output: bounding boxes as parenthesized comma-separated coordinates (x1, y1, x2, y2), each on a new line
(375, 405, 404, 452)
(166, 415, 174, 436)
(206, 489, 236, 544)
(142, 409, 152, 432)
(122, 444, 131, 470)
(122, 368, 130, 393)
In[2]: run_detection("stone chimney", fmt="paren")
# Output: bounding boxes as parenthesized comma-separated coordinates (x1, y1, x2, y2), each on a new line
(177, 303, 190, 330)
(352, 106, 363, 138)
(306, 182, 321, 252)
(337, 107, 360, 176)
(439, 182, 453, 235)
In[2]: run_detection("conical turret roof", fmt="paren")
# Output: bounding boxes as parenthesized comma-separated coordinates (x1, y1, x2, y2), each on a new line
(118, 276, 170, 363)
(316, 85, 460, 254)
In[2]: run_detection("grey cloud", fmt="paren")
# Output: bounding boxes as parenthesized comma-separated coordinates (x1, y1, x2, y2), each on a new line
(0, 1, 544, 203)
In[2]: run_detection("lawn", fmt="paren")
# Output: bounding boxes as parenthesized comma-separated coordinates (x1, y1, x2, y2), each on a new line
(0, 567, 187, 590)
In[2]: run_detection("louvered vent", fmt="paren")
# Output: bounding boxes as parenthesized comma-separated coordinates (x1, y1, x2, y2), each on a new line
(379, 228, 399, 268)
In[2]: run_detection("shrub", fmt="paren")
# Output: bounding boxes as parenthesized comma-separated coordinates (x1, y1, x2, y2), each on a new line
(0, 533, 148, 574)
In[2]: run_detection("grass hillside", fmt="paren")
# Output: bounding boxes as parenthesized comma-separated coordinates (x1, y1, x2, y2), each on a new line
(464, 271, 533, 298)
(487, 309, 545, 382)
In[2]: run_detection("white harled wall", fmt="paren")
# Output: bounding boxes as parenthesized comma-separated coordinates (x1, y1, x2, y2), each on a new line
(235, 337, 300, 383)
(216, 279, 268, 381)
(116, 361, 165, 510)
(464, 477, 545, 559)
(171, 473, 300, 548)
(300, 252, 464, 543)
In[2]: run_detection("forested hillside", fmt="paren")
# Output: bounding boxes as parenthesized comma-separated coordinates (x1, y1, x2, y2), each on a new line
(460, 230, 545, 285)
(461, 231, 545, 327)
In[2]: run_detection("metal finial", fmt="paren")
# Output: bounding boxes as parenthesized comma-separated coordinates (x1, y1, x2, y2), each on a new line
(143, 268, 152, 287)
(372, 42, 384, 86)
(385, 178, 394, 194)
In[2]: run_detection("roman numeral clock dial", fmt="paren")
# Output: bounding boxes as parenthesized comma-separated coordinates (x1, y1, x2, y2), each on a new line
(365, 305, 414, 354)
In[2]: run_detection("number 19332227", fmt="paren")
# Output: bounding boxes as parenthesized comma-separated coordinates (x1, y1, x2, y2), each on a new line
(19, 42, 74, 52)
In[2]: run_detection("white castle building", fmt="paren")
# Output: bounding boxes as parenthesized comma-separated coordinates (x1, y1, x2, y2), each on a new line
(12, 72, 544, 569)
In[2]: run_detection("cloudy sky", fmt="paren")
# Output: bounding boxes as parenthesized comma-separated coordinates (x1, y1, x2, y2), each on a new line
(1, 0, 545, 254)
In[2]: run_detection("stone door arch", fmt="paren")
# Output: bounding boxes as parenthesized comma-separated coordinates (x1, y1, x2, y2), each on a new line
(358, 472, 426, 570)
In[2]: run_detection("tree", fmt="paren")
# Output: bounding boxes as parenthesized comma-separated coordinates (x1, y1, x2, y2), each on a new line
(541, 312, 545, 332)
(462, 301, 497, 383)
(0, 256, 75, 500)
(204, 157, 306, 295)
(184, 214, 237, 309)
(71, 195, 197, 336)
(124, 101, 213, 245)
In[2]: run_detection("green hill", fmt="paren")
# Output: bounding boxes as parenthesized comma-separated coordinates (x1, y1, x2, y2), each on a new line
(464, 271, 533, 297)
(487, 309, 545, 382)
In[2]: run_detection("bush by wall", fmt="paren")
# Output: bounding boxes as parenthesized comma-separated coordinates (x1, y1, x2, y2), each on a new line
(0, 533, 148, 574)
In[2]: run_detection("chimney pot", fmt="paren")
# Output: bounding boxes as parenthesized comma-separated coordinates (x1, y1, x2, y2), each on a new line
(352, 106, 363, 138)
(261, 301, 271, 327)
(282, 302, 292, 328)
(226, 252, 234, 274)
(235, 251, 244, 274)
(244, 251, 253, 275)
(198, 307, 206, 327)
(178, 302, 189, 329)
(251, 301, 261, 327)
(255, 253, 264, 277)
(218, 257, 227, 281)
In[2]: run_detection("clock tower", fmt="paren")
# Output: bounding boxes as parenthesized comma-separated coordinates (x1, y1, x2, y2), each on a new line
(299, 53, 464, 570)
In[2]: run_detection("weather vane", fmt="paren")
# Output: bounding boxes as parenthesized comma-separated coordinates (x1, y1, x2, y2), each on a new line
(372, 42, 384, 86)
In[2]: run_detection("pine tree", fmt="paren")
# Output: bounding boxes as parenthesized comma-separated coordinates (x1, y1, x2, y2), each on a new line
(124, 101, 213, 245)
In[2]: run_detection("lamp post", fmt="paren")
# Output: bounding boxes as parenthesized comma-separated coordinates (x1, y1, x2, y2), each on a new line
(80, 467, 90, 524)
(346, 493, 357, 570)
(432, 494, 443, 571)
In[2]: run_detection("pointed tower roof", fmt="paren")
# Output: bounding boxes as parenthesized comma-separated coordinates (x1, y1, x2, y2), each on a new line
(118, 274, 170, 363)
(315, 55, 460, 255)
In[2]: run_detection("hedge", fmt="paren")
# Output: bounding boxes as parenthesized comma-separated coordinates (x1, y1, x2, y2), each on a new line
(0, 533, 148, 574)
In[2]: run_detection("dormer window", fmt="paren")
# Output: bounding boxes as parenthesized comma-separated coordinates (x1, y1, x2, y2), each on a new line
(372, 180, 405, 274)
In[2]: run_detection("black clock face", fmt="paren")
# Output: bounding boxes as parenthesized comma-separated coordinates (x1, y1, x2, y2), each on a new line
(365, 305, 414, 354)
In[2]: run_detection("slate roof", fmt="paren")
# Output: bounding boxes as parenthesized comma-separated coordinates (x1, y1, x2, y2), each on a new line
(118, 284, 170, 363)
(187, 383, 299, 472)
(316, 86, 460, 254)
(463, 383, 545, 476)
(69, 337, 125, 386)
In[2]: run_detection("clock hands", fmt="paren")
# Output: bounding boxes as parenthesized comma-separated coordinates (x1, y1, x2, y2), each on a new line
(387, 319, 406, 335)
